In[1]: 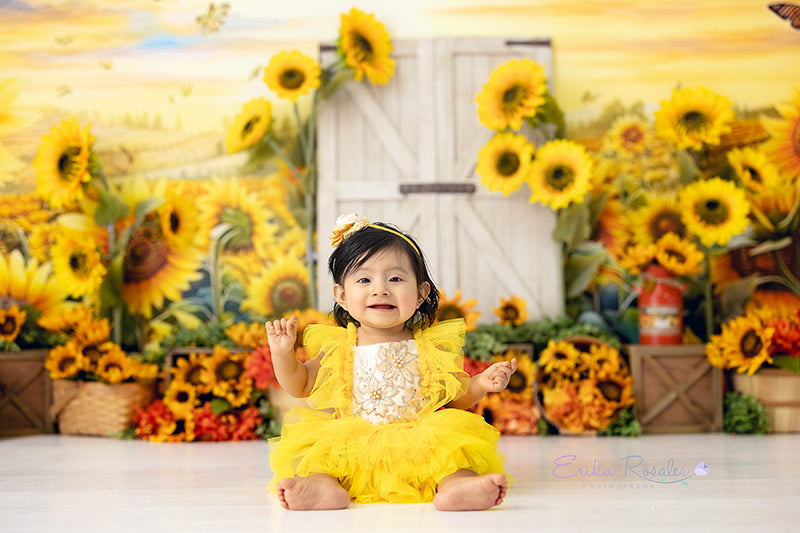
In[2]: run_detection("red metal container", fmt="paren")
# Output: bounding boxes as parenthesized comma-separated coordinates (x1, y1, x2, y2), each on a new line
(637, 265, 684, 345)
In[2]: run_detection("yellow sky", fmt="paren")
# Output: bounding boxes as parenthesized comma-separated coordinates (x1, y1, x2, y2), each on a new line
(1, 0, 798, 135)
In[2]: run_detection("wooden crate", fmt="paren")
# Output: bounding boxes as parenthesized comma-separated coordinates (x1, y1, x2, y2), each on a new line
(0, 350, 53, 437)
(626, 344, 723, 433)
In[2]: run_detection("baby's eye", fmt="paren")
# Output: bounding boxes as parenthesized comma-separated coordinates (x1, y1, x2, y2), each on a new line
(389, 276, 403, 282)
(356, 277, 370, 284)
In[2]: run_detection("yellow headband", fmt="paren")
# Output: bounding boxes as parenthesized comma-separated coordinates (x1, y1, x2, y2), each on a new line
(368, 224, 421, 256)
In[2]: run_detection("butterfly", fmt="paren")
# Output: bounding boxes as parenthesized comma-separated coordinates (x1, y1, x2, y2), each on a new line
(694, 461, 709, 476)
(769, 3, 800, 29)
(196, 2, 230, 35)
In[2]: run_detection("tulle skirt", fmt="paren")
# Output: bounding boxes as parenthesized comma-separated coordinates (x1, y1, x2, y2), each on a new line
(268, 406, 509, 503)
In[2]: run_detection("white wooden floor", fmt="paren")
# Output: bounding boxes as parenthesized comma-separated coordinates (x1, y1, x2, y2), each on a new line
(0, 433, 797, 532)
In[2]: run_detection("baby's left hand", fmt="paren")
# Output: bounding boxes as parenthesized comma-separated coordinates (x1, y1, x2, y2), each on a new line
(478, 359, 518, 393)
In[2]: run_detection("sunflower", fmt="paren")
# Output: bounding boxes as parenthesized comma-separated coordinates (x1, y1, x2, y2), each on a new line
(653, 86, 734, 151)
(37, 303, 94, 333)
(708, 313, 774, 375)
(590, 197, 629, 260)
(498, 350, 535, 402)
(170, 352, 210, 393)
(163, 380, 198, 419)
(95, 347, 133, 384)
(630, 195, 687, 244)
(337, 7, 395, 85)
(762, 88, 800, 181)
(0, 305, 26, 343)
(475, 58, 547, 131)
(44, 341, 84, 379)
(0, 250, 68, 320)
(617, 242, 657, 276)
(204, 347, 252, 408)
(604, 115, 650, 155)
(263, 50, 321, 102)
(537, 339, 583, 377)
(32, 117, 94, 209)
(435, 289, 480, 331)
(527, 140, 593, 210)
(225, 321, 269, 349)
(654, 233, 704, 276)
(121, 222, 205, 319)
(243, 259, 310, 319)
(585, 343, 624, 378)
(50, 231, 107, 299)
(159, 187, 208, 250)
(727, 146, 781, 193)
(746, 179, 800, 241)
(493, 295, 528, 326)
(224, 98, 272, 153)
(678, 177, 750, 248)
(196, 178, 277, 265)
(476, 132, 534, 196)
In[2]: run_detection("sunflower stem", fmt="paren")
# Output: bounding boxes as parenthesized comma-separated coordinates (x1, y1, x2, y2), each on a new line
(773, 249, 800, 297)
(263, 136, 303, 183)
(702, 246, 714, 342)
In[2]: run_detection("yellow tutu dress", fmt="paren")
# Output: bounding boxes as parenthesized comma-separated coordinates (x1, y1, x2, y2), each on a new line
(267, 319, 510, 504)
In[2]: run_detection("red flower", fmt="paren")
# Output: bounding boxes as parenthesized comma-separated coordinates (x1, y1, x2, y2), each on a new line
(230, 406, 262, 441)
(463, 357, 492, 377)
(134, 400, 174, 439)
(244, 344, 279, 390)
(193, 402, 231, 441)
(769, 311, 800, 357)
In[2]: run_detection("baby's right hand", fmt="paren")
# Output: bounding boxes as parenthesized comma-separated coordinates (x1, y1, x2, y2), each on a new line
(265, 315, 298, 356)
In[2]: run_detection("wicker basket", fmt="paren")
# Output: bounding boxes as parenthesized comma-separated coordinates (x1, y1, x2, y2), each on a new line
(732, 368, 800, 433)
(50, 380, 154, 436)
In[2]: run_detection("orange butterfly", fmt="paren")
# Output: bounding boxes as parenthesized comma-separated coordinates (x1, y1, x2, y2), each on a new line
(769, 3, 800, 29)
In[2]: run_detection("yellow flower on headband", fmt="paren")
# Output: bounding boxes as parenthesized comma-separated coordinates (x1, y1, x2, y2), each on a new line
(330, 213, 369, 247)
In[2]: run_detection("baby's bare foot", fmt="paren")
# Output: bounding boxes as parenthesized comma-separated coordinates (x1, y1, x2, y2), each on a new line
(433, 473, 507, 511)
(276, 474, 350, 510)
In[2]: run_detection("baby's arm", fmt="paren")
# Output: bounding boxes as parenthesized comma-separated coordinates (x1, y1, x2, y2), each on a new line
(446, 359, 517, 410)
(266, 316, 320, 398)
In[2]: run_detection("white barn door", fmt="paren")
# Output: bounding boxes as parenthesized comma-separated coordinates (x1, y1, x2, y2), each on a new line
(316, 38, 563, 323)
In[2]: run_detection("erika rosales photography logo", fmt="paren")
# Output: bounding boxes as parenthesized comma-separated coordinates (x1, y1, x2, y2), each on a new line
(552, 454, 710, 489)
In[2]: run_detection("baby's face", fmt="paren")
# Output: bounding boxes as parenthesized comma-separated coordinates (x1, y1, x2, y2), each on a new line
(334, 246, 428, 337)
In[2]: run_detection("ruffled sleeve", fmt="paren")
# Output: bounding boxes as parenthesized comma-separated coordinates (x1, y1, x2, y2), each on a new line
(414, 319, 470, 414)
(302, 323, 357, 415)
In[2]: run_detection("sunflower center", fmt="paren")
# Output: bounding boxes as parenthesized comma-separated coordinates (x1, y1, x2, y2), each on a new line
(352, 32, 373, 59)
(104, 363, 122, 373)
(507, 372, 526, 393)
(679, 111, 710, 133)
(621, 126, 644, 146)
(502, 305, 519, 321)
(241, 116, 262, 139)
(653, 212, 685, 239)
(597, 380, 622, 402)
(57, 146, 82, 181)
(82, 345, 102, 363)
(744, 165, 762, 184)
(279, 68, 305, 90)
(220, 207, 254, 253)
(58, 356, 77, 372)
(169, 211, 181, 234)
(217, 360, 244, 381)
(176, 391, 190, 403)
(124, 224, 169, 283)
(185, 366, 204, 386)
(496, 151, 521, 177)
(554, 351, 568, 360)
(740, 330, 763, 358)
(697, 198, 730, 226)
(1, 316, 19, 334)
(664, 249, 687, 264)
(271, 279, 308, 313)
(545, 165, 575, 191)
(69, 249, 92, 276)
(437, 305, 464, 321)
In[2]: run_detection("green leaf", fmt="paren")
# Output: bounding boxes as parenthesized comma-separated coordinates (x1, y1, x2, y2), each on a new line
(552, 202, 591, 249)
(564, 247, 609, 298)
(210, 398, 231, 416)
(719, 275, 761, 323)
(134, 196, 164, 220)
(94, 188, 130, 226)
(772, 356, 800, 374)
(749, 237, 793, 256)
(677, 150, 703, 184)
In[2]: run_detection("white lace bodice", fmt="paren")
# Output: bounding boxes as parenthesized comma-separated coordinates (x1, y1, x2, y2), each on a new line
(352, 340, 426, 424)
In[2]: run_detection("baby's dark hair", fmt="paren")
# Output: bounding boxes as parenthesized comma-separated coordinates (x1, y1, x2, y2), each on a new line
(328, 222, 439, 328)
